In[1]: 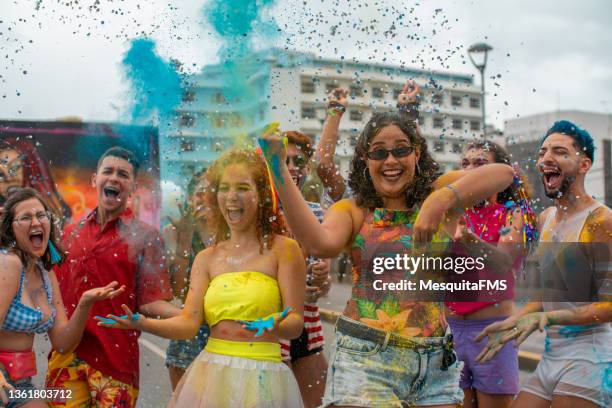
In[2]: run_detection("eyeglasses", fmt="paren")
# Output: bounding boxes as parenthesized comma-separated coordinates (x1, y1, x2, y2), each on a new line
(366, 146, 414, 161)
(286, 155, 308, 169)
(13, 211, 51, 228)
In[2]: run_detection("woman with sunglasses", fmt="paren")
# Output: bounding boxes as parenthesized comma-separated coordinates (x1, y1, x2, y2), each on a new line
(0, 188, 124, 408)
(259, 83, 516, 407)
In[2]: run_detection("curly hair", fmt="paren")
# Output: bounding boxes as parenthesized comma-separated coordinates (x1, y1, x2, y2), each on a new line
(348, 112, 440, 209)
(0, 187, 65, 270)
(463, 140, 534, 203)
(204, 149, 286, 252)
(284, 131, 314, 159)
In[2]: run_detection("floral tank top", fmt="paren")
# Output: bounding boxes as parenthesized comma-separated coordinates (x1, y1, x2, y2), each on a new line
(344, 208, 449, 338)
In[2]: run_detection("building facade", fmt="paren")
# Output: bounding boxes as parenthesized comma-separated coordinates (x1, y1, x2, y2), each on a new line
(162, 48, 485, 189)
(505, 110, 612, 209)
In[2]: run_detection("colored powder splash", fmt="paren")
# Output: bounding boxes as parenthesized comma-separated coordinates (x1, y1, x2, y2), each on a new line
(558, 324, 599, 337)
(121, 38, 183, 122)
(604, 363, 612, 395)
(202, 0, 279, 143)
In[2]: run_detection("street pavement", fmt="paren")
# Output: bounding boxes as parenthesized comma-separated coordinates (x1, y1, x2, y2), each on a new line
(31, 277, 543, 407)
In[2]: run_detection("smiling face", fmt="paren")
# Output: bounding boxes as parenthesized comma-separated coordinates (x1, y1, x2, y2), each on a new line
(286, 142, 310, 189)
(216, 163, 259, 233)
(12, 198, 51, 258)
(0, 149, 24, 198)
(460, 148, 495, 170)
(366, 124, 420, 200)
(92, 156, 135, 216)
(537, 133, 590, 198)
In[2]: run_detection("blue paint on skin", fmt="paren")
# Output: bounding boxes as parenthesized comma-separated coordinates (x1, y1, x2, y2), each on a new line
(240, 306, 291, 337)
(121, 38, 183, 121)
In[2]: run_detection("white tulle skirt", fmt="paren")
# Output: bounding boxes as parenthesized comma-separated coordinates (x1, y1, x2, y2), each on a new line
(168, 351, 304, 408)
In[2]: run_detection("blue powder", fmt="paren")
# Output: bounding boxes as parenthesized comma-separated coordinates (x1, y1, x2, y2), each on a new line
(121, 38, 183, 121)
(558, 324, 599, 338)
(544, 335, 551, 353)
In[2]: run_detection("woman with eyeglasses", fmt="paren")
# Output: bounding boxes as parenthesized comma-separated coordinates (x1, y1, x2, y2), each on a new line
(0, 188, 124, 408)
(259, 80, 516, 407)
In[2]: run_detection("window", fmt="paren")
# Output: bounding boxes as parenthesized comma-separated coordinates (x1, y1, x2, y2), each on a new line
(433, 117, 444, 128)
(349, 85, 363, 97)
(452, 142, 463, 154)
(393, 89, 402, 99)
(211, 114, 224, 128)
(212, 92, 226, 104)
(301, 80, 316, 93)
(433, 141, 445, 153)
(179, 113, 195, 127)
(349, 110, 363, 121)
(432, 94, 443, 105)
(451, 96, 462, 107)
(180, 140, 195, 152)
(301, 107, 316, 119)
(372, 87, 384, 98)
(229, 113, 244, 127)
(470, 120, 481, 131)
(326, 83, 338, 94)
(470, 97, 480, 108)
(452, 119, 463, 130)
(182, 91, 195, 102)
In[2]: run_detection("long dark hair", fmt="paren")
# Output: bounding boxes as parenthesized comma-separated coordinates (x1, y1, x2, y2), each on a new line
(348, 112, 440, 209)
(0, 187, 65, 270)
(204, 149, 286, 252)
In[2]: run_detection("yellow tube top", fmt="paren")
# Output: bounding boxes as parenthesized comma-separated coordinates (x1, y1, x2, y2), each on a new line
(204, 271, 282, 327)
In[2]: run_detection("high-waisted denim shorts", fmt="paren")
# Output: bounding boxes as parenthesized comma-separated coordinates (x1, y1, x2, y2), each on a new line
(321, 316, 464, 407)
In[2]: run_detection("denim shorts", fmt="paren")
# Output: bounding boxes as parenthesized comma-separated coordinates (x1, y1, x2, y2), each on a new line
(0, 367, 37, 408)
(321, 317, 464, 407)
(165, 324, 210, 369)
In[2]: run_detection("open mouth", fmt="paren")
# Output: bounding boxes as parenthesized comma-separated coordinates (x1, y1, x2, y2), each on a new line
(381, 168, 404, 182)
(103, 185, 121, 199)
(226, 207, 244, 223)
(542, 168, 562, 189)
(29, 231, 44, 248)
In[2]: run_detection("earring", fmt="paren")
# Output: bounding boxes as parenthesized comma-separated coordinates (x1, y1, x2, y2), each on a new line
(48, 241, 62, 264)
(363, 167, 370, 180)
(416, 161, 421, 175)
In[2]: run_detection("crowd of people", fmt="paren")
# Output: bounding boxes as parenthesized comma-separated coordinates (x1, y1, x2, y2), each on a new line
(0, 81, 610, 408)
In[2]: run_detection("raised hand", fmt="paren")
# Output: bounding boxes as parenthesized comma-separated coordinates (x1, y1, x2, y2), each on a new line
(258, 122, 288, 184)
(240, 307, 292, 337)
(327, 87, 348, 112)
(80, 281, 126, 307)
(95, 304, 144, 331)
(167, 201, 196, 259)
(397, 80, 421, 105)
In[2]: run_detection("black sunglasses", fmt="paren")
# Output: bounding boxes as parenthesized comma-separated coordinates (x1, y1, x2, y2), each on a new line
(286, 155, 308, 169)
(366, 146, 414, 161)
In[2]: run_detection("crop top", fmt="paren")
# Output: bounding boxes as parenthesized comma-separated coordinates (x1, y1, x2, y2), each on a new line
(204, 271, 282, 327)
(2, 262, 56, 334)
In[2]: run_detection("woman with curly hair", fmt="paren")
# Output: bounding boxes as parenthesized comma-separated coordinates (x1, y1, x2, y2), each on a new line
(98, 149, 306, 407)
(259, 80, 516, 407)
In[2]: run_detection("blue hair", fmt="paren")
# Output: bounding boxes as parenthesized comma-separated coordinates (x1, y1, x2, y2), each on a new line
(541, 120, 595, 162)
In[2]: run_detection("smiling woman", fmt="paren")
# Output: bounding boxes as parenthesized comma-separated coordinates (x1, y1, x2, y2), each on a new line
(0, 188, 124, 408)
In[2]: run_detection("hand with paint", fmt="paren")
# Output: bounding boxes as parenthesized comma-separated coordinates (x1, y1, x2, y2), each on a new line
(95, 304, 145, 331)
(475, 312, 549, 363)
(79, 281, 126, 307)
(258, 122, 288, 184)
(239, 307, 292, 337)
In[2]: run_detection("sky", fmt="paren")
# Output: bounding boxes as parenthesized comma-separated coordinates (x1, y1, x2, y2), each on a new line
(1, 0, 611, 129)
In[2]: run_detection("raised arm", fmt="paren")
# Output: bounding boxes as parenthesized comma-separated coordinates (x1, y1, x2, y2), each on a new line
(413, 165, 515, 244)
(316, 88, 348, 202)
(260, 131, 356, 258)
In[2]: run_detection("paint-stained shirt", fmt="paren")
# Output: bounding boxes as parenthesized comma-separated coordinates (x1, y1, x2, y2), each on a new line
(54, 208, 172, 387)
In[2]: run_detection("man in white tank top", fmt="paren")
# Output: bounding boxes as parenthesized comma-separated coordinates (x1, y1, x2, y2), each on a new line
(474, 120, 612, 408)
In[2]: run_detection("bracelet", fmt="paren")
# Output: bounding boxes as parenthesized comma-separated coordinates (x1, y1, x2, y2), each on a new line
(444, 184, 461, 207)
(327, 101, 346, 116)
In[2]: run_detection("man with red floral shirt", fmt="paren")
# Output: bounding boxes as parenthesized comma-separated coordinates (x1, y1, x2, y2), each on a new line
(46, 147, 178, 408)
